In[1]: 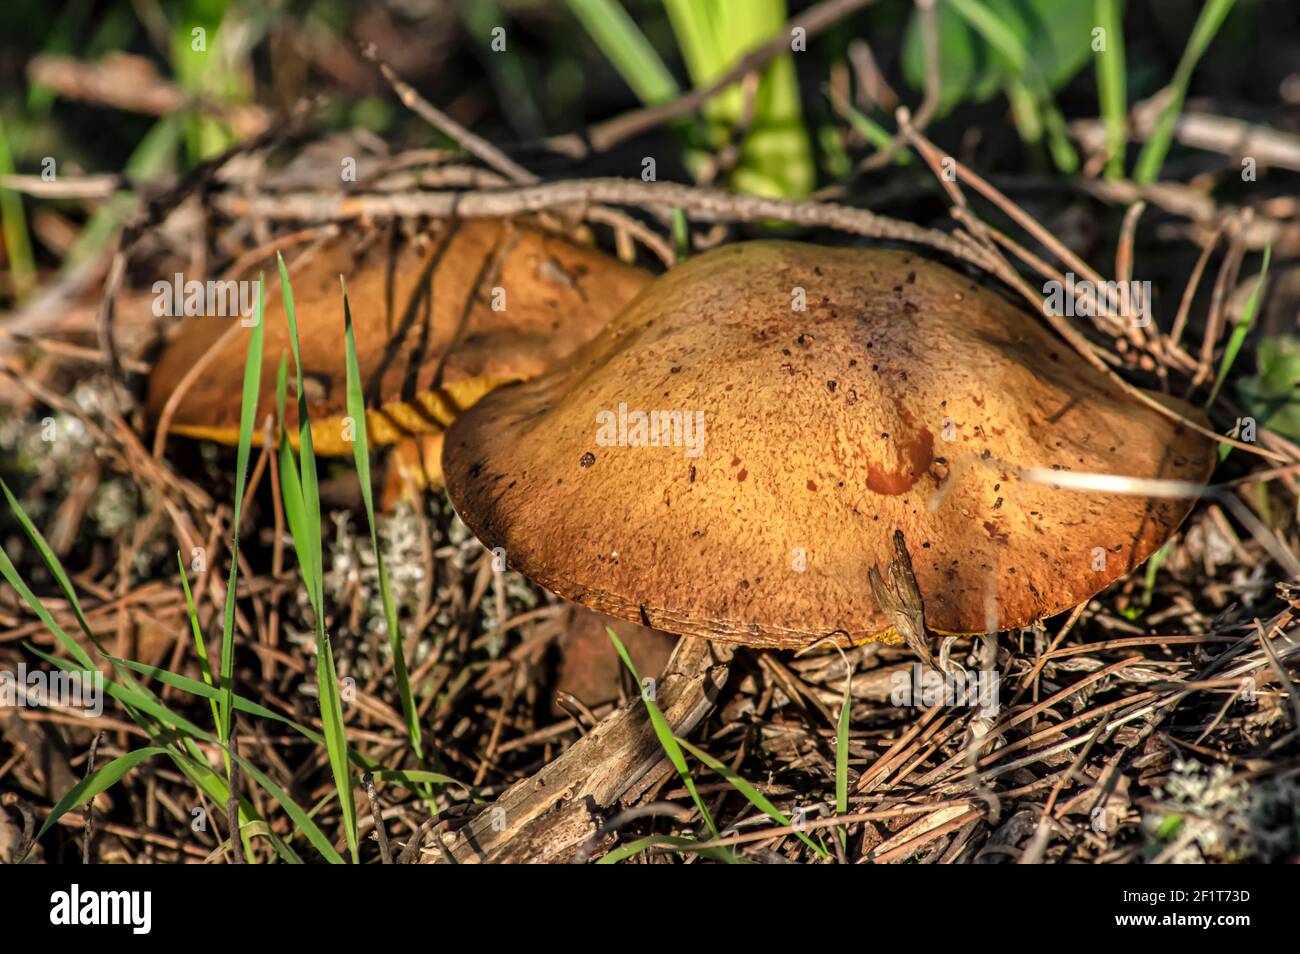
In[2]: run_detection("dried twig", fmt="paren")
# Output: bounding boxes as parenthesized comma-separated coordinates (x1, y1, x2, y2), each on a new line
(81, 731, 103, 865)
(363, 772, 393, 864)
(897, 117, 1283, 462)
(360, 43, 535, 186)
(868, 530, 933, 667)
(858, 0, 939, 173)
(430, 637, 732, 863)
(226, 734, 244, 864)
(1072, 100, 1300, 173)
(1193, 209, 1252, 388)
(215, 177, 1002, 274)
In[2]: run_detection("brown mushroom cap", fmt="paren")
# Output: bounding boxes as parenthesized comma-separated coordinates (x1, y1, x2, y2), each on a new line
(146, 219, 651, 454)
(443, 241, 1216, 648)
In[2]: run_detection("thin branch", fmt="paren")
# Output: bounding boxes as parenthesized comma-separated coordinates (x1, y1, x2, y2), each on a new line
(360, 43, 536, 185)
(363, 773, 393, 864)
(360, 45, 675, 264)
(81, 731, 103, 865)
(897, 118, 1283, 463)
(859, 0, 938, 173)
(0, 173, 127, 199)
(214, 176, 1002, 274)
(1193, 209, 1252, 388)
(226, 734, 245, 864)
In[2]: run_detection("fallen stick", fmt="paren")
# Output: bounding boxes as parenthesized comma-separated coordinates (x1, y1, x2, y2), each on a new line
(213, 177, 1003, 277)
(428, 636, 733, 864)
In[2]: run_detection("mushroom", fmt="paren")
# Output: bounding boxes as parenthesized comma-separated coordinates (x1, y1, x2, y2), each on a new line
(554, 606, 678, 712)
(380, 433, 446, 509)
(145, 218, 651, 462)
(442, 241, 1216, 649)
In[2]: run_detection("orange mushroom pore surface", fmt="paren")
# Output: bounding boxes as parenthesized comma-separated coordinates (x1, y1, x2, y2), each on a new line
(442, 241, 1216, 649)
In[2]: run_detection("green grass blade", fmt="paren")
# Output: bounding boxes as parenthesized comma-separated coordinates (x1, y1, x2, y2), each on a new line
(948, 0, 1028, 73)
(277, 254, 324, 612)
(37, 747, 169, 840)
(1094, 0, 1127, 179)
(4, 514, 298, 866)
(830, 91, 912, 162)
(950, 0, 1078, 173)
(661, 0, 720, 94)
(0, 536, 96, 671)
(0, 489, 231, 802)
(596, 834, 701, 864)
(671, 208, 690, 262)
(1, 480, 101, 666)
(276, 255, 358, 862)
(218, 271, 266, 758)
(567, 0, 681, 105)
(275, 351, 289, 436)
(109, 656, 468, 792)
(341, 280, 424, 760)
(0, 115, 35, 298)
(676, 736, 827, 857)
(1133, 0, 1237, 183)
(607, 628, 720, 840)
(177, 552, 221, 732)
(672, 0, 815, 197)
(218, 747, 344, 863)
(1207, 244, 1271, 409)
(113, 656, 321, 739)
(1140, 540, 1172, 611)
(276, 439, 313, 589)
(0, 494, 180, 728)
(1039, 98, 1079, 174)
(836, 682, 850, 820)
(29, 645, 343, 863)
(304, 592, 355, 860)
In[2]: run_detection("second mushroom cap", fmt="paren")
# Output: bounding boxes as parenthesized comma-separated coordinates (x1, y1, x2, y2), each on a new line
(145, 218, 651, 454)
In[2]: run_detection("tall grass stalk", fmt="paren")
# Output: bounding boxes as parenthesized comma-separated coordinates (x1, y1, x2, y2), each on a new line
(274, 253, 359, 862)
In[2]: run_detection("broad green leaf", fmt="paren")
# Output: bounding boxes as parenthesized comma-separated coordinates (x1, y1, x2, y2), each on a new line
(1239, 334, 1300, 445)
(903, 0, 1004, 116)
